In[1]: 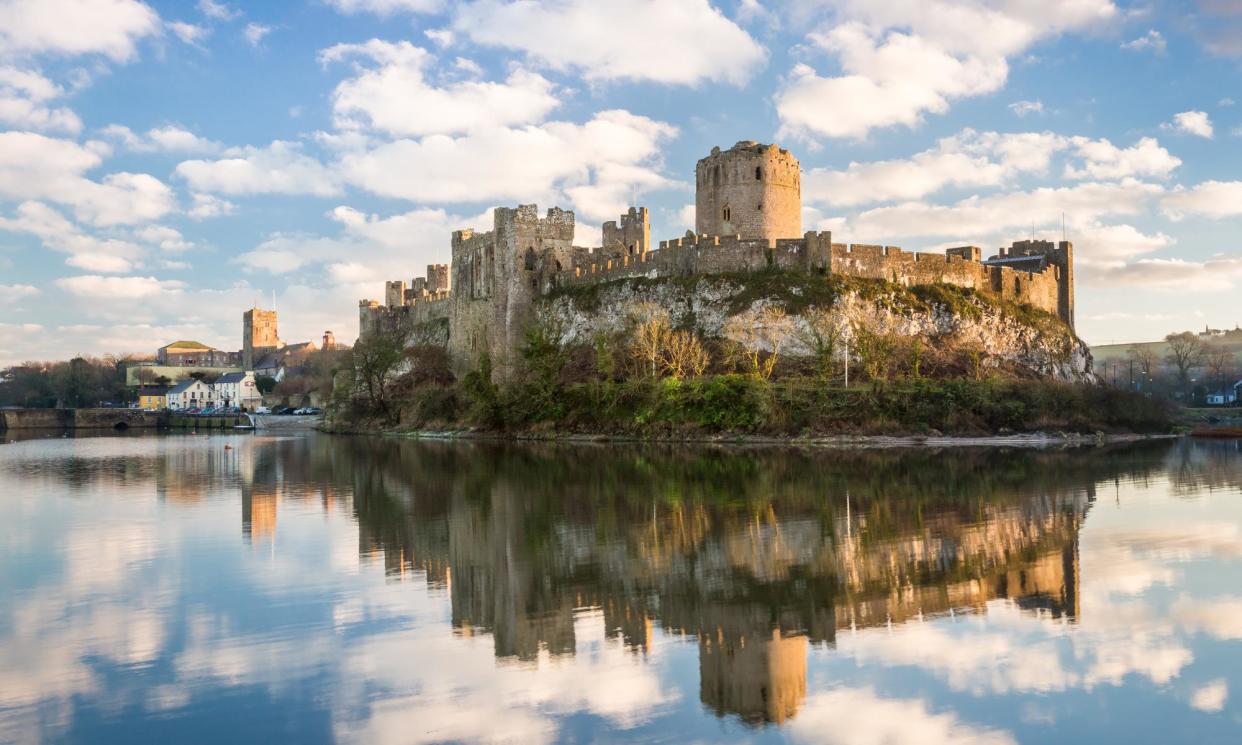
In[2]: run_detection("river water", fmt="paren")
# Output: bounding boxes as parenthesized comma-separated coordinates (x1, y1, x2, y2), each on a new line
(1, 433, 1240, 744)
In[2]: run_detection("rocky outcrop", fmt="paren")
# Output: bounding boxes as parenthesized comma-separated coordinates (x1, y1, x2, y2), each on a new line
(539, 273, 1092, 382)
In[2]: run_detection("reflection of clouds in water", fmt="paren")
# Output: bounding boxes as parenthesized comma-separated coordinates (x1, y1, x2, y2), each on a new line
(1171, 596, 1242, 640)
(1190, 679, 1228, 713)
(789, 687, 1016, 745)
(332, 609, 679, 745)
(840, 605, 1077, 695)
(172, 609, 338, 689)
(1100, 522, 1242, 562)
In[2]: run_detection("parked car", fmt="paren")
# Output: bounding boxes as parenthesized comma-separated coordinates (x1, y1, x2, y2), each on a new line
(306, 408, 322, 416)
(255, 406, 271, 415)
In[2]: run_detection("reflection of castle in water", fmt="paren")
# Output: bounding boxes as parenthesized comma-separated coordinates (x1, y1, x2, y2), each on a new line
(346, 443, 1110, 726)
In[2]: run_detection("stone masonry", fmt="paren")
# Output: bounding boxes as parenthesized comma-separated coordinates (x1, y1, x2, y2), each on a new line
(359, 140, 1076, 377)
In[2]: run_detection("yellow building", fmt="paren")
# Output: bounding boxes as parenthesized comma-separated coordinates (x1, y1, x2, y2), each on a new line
(137, 385, 170, 410)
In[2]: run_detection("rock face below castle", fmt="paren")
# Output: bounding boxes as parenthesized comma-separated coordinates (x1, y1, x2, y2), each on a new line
(541, 273, 1092, 382)
(359, 141, 1079, 380)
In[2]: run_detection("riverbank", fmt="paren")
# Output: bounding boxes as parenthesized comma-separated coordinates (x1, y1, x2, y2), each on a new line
(326, 377, 1176, 442)
(338, 426, 1179, 450)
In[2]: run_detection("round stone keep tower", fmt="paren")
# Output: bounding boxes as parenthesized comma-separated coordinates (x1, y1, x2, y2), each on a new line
(695, 141, 801, 243)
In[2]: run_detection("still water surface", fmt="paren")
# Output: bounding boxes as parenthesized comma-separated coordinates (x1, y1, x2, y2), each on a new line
(1, 433, 1241, 744)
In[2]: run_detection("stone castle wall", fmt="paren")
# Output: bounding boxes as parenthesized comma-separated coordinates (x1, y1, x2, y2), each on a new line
(550, 230, 1070, 322)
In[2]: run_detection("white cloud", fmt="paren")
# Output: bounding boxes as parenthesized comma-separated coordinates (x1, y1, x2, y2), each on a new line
(197, 0, 238, 21)
(828, 180, 1162, 241)
(803, 129, 1067, 208)
(339, 110, 678, 222)
(167, 21, 209, 46)
(1167, 110, 1214, 139)
(187, 192, 236, 219)
(1220, 97, 1235, 107)
(0, 283, 40, 304)
(55, 274, 186, 299)
(326, 0, 441, 14)
(1190, 680, 1228, 713)
(778, 26, 1007, 141)
(776, 0, 1118, 140)
(1088, 256, 1242, 291)
(1064, 136, 1181, 180)
(1121, 30, 1166, 54)
(175, 140, 341, 196)
(0, 66, 83, 134)
(1163, 181, 1242, 219)
(789, 687, 1017, 745)
(1009, 99, 1043, 117)
(101, 124, 224, 154)
(242, 23, 271, 47)
(0, 0, 161, 61)
(424, 29, 453, 48)
(452, 0, 767, 86)
(0, 131, 175, 226)
(134, 225, 192, 252)
(320, 40, 559, 137)
(0, 201, 145, 273)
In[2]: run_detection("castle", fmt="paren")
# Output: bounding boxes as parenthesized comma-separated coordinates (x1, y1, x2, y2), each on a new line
(360, 141, 1075, 375)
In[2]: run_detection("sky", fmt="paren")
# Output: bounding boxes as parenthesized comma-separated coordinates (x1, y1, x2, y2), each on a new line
(1, 0, 1241, 365)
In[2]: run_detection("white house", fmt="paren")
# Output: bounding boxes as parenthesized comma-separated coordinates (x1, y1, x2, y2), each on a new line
(213, 371, 263, 410)
(167, 379, 213, 410)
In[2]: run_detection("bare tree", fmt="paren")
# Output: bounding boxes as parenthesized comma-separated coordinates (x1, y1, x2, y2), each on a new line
(793, 307, 846, 382)
(662, 330, 710, 379)
(628, 302, 672, 378)
(1164, 332, 1206, 395)
(1127, 344, 1158, 385)
(723, 306, 793, 379)
(1204, 348, 1237, 394)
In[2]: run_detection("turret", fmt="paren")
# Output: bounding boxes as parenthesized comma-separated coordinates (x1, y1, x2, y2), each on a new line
(696, 141, 801, 244)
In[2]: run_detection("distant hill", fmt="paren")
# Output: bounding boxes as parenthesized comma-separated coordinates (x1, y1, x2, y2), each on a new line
(1092, 328, 1242, 364)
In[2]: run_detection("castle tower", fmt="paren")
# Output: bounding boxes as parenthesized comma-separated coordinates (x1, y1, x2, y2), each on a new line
(696, 141, 801, 244)
(322, 330, 336, 350)
(602, 207, 651, 257)
(699, 630, 807, 724)
(447, 205, 575, 379)
(243, 307, 282, 369)
(385, 280, 405, 308)
(426, 263, 450, 293)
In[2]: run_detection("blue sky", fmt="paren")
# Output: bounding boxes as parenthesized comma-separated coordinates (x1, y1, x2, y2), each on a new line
(1, 0, 1241, 364)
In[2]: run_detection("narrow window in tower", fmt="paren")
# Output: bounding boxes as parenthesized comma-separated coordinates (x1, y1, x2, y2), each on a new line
(722, 206, 731, 222)
(524, 247, 536, 271)
(755, 166, 762, 180)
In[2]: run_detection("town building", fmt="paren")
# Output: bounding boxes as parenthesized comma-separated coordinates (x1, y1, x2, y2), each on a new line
(157, 340, 239, 367)
(167, 379, 213, 410)
(213, 371, 263, 410)
(137, 385, 170, 410)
